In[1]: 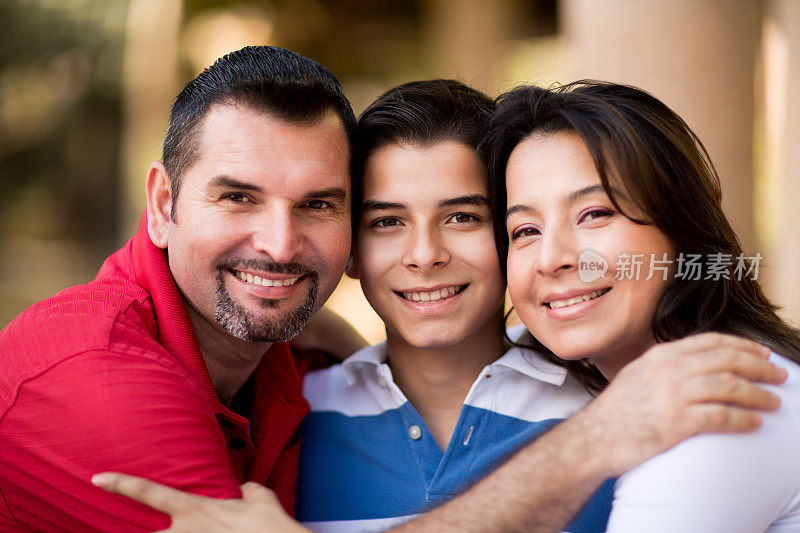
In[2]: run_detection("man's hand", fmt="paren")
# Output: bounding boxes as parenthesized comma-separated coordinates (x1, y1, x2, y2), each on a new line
(92, 473, 307, 533)
(572, 332, 787, 477)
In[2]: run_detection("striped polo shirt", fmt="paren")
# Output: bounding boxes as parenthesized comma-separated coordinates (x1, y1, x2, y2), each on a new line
(296, 333, 615, 532)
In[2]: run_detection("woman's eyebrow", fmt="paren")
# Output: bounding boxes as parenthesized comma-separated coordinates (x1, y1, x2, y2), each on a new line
(506, 185, 617, 221)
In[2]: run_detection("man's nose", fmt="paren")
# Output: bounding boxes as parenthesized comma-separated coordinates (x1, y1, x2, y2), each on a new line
(250, 206, 302, 264)
(402, 225, 450, 271)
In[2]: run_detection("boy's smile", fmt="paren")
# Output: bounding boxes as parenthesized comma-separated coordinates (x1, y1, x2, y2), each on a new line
(351, 140, 506, 349)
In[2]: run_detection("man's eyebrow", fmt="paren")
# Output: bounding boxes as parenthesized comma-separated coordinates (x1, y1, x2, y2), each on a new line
(437, 194, 489, 209)
(207, 176, 262, 192)
(304, 187, 348, 201)
(361, 200, 406, 213)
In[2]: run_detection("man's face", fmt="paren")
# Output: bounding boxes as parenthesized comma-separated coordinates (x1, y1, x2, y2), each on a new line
(165, 104, 351, 343)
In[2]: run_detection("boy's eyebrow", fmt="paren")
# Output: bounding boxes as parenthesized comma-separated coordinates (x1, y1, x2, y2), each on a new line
(361, 200, 406, 213)
(438, 194, 489, 208)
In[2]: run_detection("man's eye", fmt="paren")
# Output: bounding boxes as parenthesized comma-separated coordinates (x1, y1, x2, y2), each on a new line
(225, 193, 249, 203)
(306, 200, 331, 210)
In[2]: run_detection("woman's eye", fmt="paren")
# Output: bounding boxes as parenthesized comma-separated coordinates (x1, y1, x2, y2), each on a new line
(579, 208, 613, 223)
(448, 213, 478, 224)
(510, 226, 541, 240)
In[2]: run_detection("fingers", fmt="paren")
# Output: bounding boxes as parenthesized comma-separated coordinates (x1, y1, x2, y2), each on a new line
(684, 373, 782, 410)
(240, 482, 277, 503)
(685, 405, 764, 435)
(688, 347, 788, 384)
(673, 332, 770, 358)
(92, 472, 196, 513)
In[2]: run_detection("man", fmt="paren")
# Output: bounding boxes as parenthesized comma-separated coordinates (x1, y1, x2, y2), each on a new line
(2, 46, 786, 532)
(0, 46, 355, 531)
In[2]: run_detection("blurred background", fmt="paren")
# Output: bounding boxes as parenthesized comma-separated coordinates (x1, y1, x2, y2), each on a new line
(1, 0, 799, 343)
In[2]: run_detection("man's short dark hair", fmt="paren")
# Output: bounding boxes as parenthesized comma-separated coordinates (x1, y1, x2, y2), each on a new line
(162, 45, 356, 218)
(352, 79, 494, 232)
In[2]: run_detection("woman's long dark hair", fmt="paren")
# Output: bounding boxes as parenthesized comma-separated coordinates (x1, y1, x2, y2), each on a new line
(483, 80, 800, 394)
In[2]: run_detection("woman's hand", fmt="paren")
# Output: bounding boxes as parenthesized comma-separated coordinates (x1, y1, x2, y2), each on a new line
(92, 473, 310, 533)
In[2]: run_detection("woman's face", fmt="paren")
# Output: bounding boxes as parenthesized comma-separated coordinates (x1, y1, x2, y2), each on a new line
(505, 131, 675, 378)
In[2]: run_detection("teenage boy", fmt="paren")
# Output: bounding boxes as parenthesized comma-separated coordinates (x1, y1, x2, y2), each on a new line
(296, 79, 613, 531)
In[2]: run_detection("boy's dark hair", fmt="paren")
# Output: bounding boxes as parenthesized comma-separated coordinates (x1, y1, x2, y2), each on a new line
(163, 45, 356, 219)
(352, 79, 495, 232)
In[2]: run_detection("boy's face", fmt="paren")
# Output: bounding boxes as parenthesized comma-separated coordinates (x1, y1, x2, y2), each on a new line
(351, 140, 505, 349)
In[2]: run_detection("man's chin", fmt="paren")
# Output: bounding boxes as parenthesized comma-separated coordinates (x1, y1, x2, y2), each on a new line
(216, 295, 315, 344)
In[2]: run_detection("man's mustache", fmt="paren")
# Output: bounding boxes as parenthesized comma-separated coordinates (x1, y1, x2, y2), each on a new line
(220, 259, 318, 278)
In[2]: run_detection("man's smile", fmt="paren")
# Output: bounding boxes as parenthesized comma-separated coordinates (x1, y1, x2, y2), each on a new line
(230, 268, 301, 287)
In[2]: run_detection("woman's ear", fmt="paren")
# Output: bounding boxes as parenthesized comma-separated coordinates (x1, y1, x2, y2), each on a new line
(145, 161, 173, 249)
(345, 252, 359, 279)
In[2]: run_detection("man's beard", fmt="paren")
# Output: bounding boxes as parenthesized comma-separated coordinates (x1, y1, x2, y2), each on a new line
(213, 261, 320, 343)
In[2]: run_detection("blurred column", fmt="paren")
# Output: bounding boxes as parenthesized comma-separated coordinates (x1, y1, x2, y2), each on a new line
(762, 0, 800, 324)
(423, 0, 525, 95)
(119, 0, 183, 240)
(562, 0, 760, 252)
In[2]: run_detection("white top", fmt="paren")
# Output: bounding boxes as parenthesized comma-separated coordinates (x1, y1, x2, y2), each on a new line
(606, 353, 800, 532)
(297, 327, 615, 532)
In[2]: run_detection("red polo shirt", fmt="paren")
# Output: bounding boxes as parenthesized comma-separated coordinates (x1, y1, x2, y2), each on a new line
(0, 214, 316, 531)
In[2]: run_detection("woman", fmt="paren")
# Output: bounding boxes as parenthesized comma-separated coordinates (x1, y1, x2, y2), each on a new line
(487, 80, 800, 531)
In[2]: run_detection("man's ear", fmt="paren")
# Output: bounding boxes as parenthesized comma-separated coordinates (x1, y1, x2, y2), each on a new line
(345, 251, 359, 279)
(145, 161, 173, 249)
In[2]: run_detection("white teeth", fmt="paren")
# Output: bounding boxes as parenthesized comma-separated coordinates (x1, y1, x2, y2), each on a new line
(402, 285, 464, 303)
(233, 270, 300, 288)
(548, 288, 609, 309)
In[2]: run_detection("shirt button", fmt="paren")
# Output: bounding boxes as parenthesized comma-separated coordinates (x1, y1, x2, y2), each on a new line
(230, 438, 246, 450)
(408, 425, 422, 440)
(378, 379, 388, 389)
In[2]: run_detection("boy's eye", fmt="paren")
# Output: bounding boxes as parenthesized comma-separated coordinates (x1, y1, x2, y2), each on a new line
(448, 213, 478, 224)
(372, 217, 402, 228)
